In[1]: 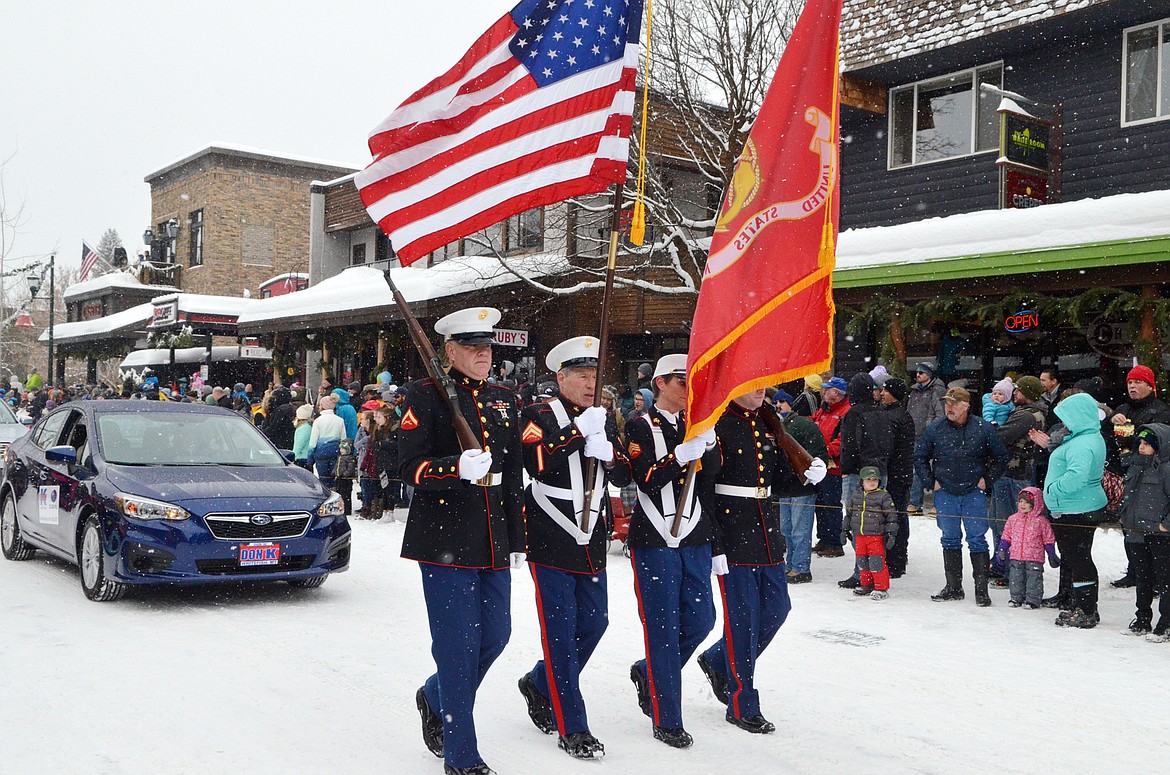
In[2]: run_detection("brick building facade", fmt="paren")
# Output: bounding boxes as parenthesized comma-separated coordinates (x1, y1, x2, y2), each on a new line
(144, 145, 356, 297)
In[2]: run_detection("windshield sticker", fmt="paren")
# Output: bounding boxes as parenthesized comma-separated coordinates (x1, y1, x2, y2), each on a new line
(38, 485, 60, 525)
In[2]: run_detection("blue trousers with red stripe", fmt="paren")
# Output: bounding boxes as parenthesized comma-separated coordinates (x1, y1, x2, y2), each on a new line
(420, 564, 511, 769)
(702, 564, 791, 719)
(527, 564, 608, 736)
(631, 544, 716, 729)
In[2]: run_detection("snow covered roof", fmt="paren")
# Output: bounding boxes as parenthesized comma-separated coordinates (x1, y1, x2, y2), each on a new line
(145, 143, 358, 183)
(39, 302, 154, 344)
(840, 0, 1106, 72)
(237, 253, 572, 329)
(834, 188, 1170, 285)
(63, 271, 177, 301)
(121, 346, 270, 368)
(150, 293, 255, 318)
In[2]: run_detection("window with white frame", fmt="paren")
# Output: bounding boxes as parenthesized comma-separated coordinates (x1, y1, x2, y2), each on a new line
(1123, 20, 1170, 124)
(888, 64, 1003, 169)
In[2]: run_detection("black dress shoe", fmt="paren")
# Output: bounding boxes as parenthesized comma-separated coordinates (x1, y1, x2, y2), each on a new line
(629, 663, 652, 718)
(838, 576, 860, 589)
(653, 726, 693, 748)
(518, 674, 556, 734)
(726, 714, 776, 734)
(558, 731, 605, 759)
(787, 571, 813, 584)
(416, 687, 444, 758)
(444, 763, 496, 775)
(697, 652, 730, 705)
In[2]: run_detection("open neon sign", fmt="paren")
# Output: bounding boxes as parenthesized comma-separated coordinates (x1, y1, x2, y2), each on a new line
(1005, 309, 1040, 333)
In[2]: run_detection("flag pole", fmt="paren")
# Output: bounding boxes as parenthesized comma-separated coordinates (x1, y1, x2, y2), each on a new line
(578, 183, 625, 531)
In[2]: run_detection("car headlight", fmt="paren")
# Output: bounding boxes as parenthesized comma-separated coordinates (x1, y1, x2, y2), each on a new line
(317, 491, 345, 517)
(114, 493, 191, 521)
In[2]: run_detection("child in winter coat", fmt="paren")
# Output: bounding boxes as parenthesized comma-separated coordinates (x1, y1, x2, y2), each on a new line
(982, 377, 1015, 426)
(843, 466, 897, 600)
(1120, 425, 1170, 641)
(996, 487, 1060, 608)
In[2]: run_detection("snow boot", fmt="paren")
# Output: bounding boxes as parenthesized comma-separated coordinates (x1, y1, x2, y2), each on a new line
(444, 764, 495, 775)
(1124, 617, 1152, 636)
(931, 549, 965, 601)
(971, 551, 992, 607)
(416, 687, 444, 758)
(697, 652, 729, 705)
(629, 663, 652, 718)
(726, 714, 776, 734)
(368, 496, 383, 520)
(652, 726, 693, 748)
(518, 674, 556, 734)
(558, 732, 605, 759)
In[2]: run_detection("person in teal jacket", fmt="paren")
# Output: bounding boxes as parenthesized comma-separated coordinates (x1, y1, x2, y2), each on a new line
(1043, 392, 1107, 629)
(332, 387, 359, 439)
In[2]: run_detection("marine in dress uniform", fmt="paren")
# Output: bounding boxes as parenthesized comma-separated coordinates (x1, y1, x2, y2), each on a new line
(399, 307, 525, 775)
(516, 336, 633, 760)
(625, 354, 719, 749)
(696, 388, 827, 734)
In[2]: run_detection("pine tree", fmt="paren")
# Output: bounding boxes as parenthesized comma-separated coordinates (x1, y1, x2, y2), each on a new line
(96, 228, 122, 264)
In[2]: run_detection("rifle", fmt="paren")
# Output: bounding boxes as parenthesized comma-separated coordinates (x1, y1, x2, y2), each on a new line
(382, 268, 482, 453)
(757, 402, 815, 480)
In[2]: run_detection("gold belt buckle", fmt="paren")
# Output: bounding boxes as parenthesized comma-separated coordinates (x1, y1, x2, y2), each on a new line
(755, 487, 767, 499)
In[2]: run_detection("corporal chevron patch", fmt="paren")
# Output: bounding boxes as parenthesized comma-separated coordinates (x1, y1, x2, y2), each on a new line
(521, 421, 544, 443)
(400, 408, 419, 431)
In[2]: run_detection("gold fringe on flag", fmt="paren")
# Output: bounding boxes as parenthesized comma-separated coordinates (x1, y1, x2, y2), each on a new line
(629, 0, 653, 246)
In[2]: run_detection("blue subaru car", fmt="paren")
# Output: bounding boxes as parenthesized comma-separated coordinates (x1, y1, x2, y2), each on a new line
(0, 401, 351, 601)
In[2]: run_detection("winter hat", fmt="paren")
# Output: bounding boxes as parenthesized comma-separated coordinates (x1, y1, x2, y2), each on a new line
(637, 362, 653, 378)
(859, 465, 880, 481)
(824, 376, 848, 394)
(1015, 376, 1044, 402)
(295, 404, 314, 421)
(883, 377, 908, 402)
(1137, 427, 1160, 451)
(915, 362, 936, 377)
(868, 364, 889, 383)
(1128, 365, 1157, 393)
(804, 374, 822, 392)
(772, 388, 795, 406)
(1018, 490, 1036, 506)
(992, 377, 1015, 399)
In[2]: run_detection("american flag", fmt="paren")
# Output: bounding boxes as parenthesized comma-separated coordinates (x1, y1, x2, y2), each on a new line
(357, 0, 644, 264)
(80, 241, 101, 281)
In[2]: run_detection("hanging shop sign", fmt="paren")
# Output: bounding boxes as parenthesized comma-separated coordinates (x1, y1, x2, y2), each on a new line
(1002, 112, 1051, 171)
(1004, 309, 1040, 333)
(493, 328, 529, 348)
(1002, 168, 1048, 209)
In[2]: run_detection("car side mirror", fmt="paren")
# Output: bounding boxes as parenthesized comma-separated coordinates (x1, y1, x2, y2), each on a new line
(280, 450, 296, 463)
(45, 445, 78, 465)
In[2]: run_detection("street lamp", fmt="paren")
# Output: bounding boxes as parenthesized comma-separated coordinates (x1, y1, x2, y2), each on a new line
(26, 253, 56, 386)
(142, 219, 180, 264)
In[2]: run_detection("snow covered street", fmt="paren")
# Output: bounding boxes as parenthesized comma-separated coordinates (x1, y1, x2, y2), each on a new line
(2, 515, 1167, 775)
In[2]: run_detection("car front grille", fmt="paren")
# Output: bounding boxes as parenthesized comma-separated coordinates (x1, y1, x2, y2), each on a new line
(203, 512, 312, 540)
(195, 554, 316, 575)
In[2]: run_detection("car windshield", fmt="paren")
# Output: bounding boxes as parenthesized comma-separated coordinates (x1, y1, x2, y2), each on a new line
(96, 410, 285, 467)
(0, 402, 16, 424)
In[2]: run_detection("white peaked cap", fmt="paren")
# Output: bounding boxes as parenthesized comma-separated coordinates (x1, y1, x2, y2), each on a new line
(546, 336, 600, 372)
(653, 353, 688, 379)
(434, 307, 502, 345)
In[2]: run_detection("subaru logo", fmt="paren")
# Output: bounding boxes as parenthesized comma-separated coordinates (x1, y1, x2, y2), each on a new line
(250, 514, 273, 526)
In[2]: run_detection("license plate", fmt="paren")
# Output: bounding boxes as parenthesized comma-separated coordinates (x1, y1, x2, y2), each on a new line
(239, 543, 281, 567)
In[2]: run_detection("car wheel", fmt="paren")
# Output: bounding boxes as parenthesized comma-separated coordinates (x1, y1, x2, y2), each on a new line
(1, 491, 35, 561)
(79, 515, 125, 602)
(288, 574, 328, 589)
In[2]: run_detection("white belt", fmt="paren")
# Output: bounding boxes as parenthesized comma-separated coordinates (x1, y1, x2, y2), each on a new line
(531, 481, 573, 500)
(715, 484, 771, 499)
(475, 472, 503, 488)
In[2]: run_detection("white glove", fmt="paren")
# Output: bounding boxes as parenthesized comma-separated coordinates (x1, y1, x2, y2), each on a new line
(711, 554, 729, 576)
(584, 433, 614, 462)
(804, 457, 828, 485)
(696, 429, 717, 448)
(573, 406, 607, 437)
(509, 552, 527, 569)
(458, 449, 493, 481)
(675, 437, 708, 464)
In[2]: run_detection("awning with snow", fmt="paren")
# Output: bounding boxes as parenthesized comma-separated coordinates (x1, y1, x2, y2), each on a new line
(236, 253, 571, 335)
(39, 302, 155, 346)
(833, 189, 1170, 288)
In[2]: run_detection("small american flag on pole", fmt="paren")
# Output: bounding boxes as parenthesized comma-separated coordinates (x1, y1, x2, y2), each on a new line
(80, 241, 101, 281)
(357, 0, 644, 265)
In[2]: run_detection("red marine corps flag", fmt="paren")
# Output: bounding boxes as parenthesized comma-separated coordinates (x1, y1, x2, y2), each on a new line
(357, 0, 644, 264)
(685, 0, 843, 439)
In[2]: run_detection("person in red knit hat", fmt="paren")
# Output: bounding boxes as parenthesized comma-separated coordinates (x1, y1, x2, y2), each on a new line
(1109, 364, 1170, 590)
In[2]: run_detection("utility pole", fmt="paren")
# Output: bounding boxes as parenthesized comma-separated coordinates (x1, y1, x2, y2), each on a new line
(47, 252, 55, 385)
